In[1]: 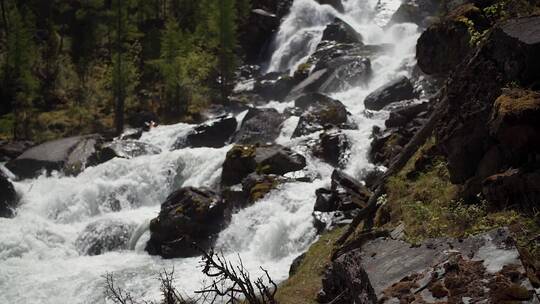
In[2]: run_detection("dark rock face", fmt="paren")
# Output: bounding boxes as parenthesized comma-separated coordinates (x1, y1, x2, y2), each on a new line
(313, 128, 350, 167)
(221, 144, 306, 187)
(436, 16, 540, 185)
(234, 108, 284, 144)
(6, 135, 102, 179)
(292, 93, 349, 137)
(0, 171, 17, 218)
(364, 76, 416, 111)
(318, 249, 377, 304)
(146, 187, 230, 258)
(76, 220, 135, 256)
(238, 0, 293, 63)
(483, 168, 540, 211)
(416, 18, 471, 76)
(321, 18, 363, 44)
(176, 115, 237, 149)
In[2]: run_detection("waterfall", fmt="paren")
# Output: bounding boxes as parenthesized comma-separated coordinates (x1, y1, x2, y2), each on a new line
(0, 1, 419, 303)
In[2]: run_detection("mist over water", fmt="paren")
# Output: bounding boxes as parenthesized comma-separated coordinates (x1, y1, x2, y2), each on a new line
(0, 1, 419, 303)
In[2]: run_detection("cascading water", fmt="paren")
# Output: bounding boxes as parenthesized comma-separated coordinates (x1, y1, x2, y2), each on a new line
(0, 0, 420, 303)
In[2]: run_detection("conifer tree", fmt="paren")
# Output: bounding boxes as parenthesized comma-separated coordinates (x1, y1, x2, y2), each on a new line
(110, 0, 140, 135)
(5, 4, 38, 139)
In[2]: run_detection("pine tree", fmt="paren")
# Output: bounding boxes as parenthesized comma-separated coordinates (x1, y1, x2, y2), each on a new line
(110, 0, 140, 135)
(5, 4, 38, 139)
(203, 0, 239, 102)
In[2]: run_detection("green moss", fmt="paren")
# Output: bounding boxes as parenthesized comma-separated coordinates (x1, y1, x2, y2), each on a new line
(275, 227, 345, 304)
(249, 177, 279, 202)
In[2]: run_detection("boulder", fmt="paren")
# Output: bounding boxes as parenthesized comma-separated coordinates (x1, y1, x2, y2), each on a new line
(385, 102, 429, 128)
(321, 18, 363, 44)
(313, 128, 350, 167)
(436, 16, 540, 184)
(289, 253, 307, 277)
(292, 93, 349, 137)
(221, 144, 306, 187)
(489, 89, 540, 155)
(482, 168, 540, 211)
(175, 115, 237, 149)
(234, 108, 284, 145)
(0, 171, 17, 218)
(92, 140, 161, 165)
(318, 249, 377, 304)
(318, 57, 372, 93)
(364, 76, 416, 111)
(416, 18, 471, 76)
(238, 8, 281, 63)
(389, 0, 441, 27)
(6, 135, 102, 179)
(255, 73, 297, 101)
(146, 187, 230, 258)
(242, 173, 280, 204)
(313, 170, 371, 229)
(345, 228, 536, 303)
(0, 140, 34, 160)
(76, 219, 135, 256)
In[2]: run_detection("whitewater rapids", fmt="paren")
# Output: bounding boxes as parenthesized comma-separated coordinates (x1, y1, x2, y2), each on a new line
(0, 0, 419, 303)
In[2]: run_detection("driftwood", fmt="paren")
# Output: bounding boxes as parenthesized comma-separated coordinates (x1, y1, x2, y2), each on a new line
(335, 94, 447, 246)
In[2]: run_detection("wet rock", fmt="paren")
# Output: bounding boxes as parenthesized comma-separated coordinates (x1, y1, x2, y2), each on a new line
(0, 140, 34, 160)
(0, 171, 17, 218)
(364, 76, 416, 111)
(313, 170, 371, 229)
(313, 128, 350, 167)
(289, 252, 307, 277)
(318, 249, 377, 304)
(146, 187, 230, 258)
(287, 42, 381, 99)
(239, 9, 280, 63)
(92, 140, 161, 165)
(120, 129, 143, 140)
(6, 135, 102, 179)
(175, 115, 237, 149)
(389, 0, 441, 27)
(221, 144, 306, 187)
(292, 93, 349, 137)
(369, 129, 408, 166)
(321, 18, 363, 44)
(255, 73, 297, 101)
(76, 220, 135, 256)
(234, 108, 284, 145)
(316, 0, 344, 12)
(242, 173, 280, 204)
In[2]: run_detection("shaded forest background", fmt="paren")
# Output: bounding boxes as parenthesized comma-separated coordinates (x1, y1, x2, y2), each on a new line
(0, 0, 253, 141)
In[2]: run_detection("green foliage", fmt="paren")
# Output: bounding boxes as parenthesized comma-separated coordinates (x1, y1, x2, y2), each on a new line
(4, 4, 39, 139)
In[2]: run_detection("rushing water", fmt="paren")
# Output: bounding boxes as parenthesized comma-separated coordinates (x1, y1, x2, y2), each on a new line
(0, 1, 419, 303)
